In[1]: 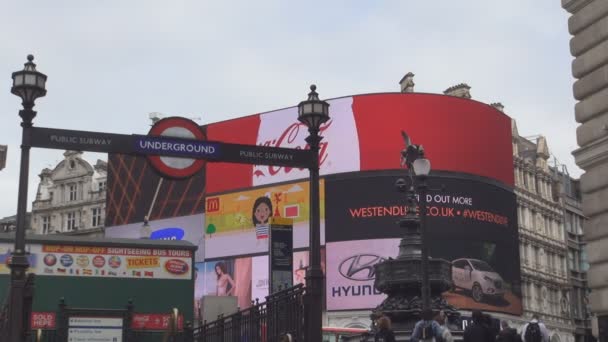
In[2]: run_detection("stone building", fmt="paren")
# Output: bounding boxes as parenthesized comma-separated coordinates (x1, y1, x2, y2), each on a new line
(561, 1, 608, 340)
(508, 119, 575, 342)
(553, 165, 593, 342)
(0, 213, 32, 233)
(31, 151, 107, 238)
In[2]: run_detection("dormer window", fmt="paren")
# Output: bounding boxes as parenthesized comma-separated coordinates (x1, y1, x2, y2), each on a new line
(69, 160, 76, 169)
(69, 184, 78, 201)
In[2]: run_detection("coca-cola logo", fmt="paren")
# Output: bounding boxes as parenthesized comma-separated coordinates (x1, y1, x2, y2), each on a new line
(254, 120, 332, 178)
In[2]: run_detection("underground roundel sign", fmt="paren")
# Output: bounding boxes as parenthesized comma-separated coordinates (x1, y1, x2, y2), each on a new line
(147, 117, 206, 179)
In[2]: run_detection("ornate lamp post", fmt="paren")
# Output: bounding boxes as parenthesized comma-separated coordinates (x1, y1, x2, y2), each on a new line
(298, 85, 329, 342)
(8, 55, 47, 341)
(372, 132, 459, 332)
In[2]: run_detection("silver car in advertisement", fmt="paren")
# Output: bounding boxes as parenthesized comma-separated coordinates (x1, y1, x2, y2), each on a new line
(452, 258, 505, 302)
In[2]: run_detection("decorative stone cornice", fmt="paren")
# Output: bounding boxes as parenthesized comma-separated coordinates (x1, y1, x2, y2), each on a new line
(443, 83, 471, 98)
(399, 72, 415, 93)
(491, 102, 505, 112)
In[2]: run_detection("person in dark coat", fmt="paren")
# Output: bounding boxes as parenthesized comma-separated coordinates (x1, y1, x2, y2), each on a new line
(374, 315, 396, 342)
(463, 310, 494, 342)
(497, 321, 523, 342)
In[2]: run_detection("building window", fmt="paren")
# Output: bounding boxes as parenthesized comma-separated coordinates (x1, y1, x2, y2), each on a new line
(69, 184, 78, 201)
(565, 212, 573, 233)
(42, 216, 50, 234)
(98, 181, 106, 192)
(581, 249, 589, 272)
(66, 212, 77, 231)
(568, 250, 576, 271)
(92, 208, 102, 227)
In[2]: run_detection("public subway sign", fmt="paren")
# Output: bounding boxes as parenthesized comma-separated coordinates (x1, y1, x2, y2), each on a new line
(27, 117, 314, 179)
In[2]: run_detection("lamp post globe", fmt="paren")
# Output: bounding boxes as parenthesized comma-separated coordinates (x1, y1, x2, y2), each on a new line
(413, 157, 431, 176)
(11, 55, 47, 125)
(297, 84, 330, 131)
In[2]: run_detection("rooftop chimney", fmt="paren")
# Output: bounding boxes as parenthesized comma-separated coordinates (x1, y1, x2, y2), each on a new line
(399, 72, 415, 93)
(490, 102, 505, 112)
(443, 83, 471, 98)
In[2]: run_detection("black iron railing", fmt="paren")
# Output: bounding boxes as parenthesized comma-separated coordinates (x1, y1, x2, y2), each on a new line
(193, 284, 306, 342)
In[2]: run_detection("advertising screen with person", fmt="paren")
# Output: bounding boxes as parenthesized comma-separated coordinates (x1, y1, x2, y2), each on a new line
(204, 180, 325, 259)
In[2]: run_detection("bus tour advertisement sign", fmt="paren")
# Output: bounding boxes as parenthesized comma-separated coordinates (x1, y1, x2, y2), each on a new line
(37, 245, 192, 280)
(324, 172, 521, 315)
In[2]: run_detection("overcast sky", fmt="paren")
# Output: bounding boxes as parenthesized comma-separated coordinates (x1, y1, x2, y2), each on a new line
(0, 1, 580, 218)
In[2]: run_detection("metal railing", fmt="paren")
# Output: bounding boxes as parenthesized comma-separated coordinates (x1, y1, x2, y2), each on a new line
(193, 284, 306, 342)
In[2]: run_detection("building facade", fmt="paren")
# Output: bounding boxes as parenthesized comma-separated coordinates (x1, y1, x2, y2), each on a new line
(561, 1, 608, 340)
(31, 151, 107, 238)
(553, 166, 593, 342)
(511, 123, 575, 341)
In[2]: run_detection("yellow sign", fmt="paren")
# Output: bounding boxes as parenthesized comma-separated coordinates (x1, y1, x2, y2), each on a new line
(205, 180, 325, 236)
(126, 257, 160, 269)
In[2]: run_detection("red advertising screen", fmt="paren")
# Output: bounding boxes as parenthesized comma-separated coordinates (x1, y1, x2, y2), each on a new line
(205, 93, 513, 194)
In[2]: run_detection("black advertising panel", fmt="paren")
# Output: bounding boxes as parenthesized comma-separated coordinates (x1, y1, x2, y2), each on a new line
(269, 218, 294, 294)
(324, 171, 521, 315)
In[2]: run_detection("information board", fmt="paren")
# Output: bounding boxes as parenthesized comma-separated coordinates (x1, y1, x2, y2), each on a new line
(68, 316, 123, 342)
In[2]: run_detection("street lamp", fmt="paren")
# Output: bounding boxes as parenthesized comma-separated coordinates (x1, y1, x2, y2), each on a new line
(412, 152, 431, 311)
(298, 84, 329, 342)
(8, 55, 47, 341)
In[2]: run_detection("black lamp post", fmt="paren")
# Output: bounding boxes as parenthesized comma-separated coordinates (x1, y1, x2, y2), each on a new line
(298, 85, 329, 342)
(411, 150, 432, 310)
(400, 142, 432, 310)
(8, 55, 47, 341)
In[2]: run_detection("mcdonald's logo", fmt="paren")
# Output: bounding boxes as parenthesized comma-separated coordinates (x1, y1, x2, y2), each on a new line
(206, 197, 220, 213)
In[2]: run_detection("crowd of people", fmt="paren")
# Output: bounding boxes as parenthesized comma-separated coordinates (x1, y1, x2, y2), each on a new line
(370, 311, 550, 342)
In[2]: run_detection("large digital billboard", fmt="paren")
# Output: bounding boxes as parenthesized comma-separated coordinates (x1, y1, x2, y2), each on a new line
(205, 94, 513, 194)
(204, 180, 325, 259)
(324, 171, 521, 315)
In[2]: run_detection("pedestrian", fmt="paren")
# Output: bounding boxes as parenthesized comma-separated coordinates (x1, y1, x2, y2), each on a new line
(497, 321, 523, 342)
(521, 315, 550, 342)
(411, 309, 443, 342)
(374, 315, 396, 342)
(463, 310, 494, 342)
(483, 314, 498, 341)
(434, 310, 454, 342)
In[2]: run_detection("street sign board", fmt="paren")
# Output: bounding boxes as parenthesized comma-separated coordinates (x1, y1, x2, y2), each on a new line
(269, 217, 294, 294)
(28, 118, 314, 178)
(67, 316, 123, 342)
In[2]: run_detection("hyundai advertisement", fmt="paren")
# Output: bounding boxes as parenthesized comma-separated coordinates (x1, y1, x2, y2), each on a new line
(324, 172, 521, 315)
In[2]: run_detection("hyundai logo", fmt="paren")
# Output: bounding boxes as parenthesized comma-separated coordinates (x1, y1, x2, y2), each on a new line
(338, 254, 386, 281)
(150, 227, 185, 240)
